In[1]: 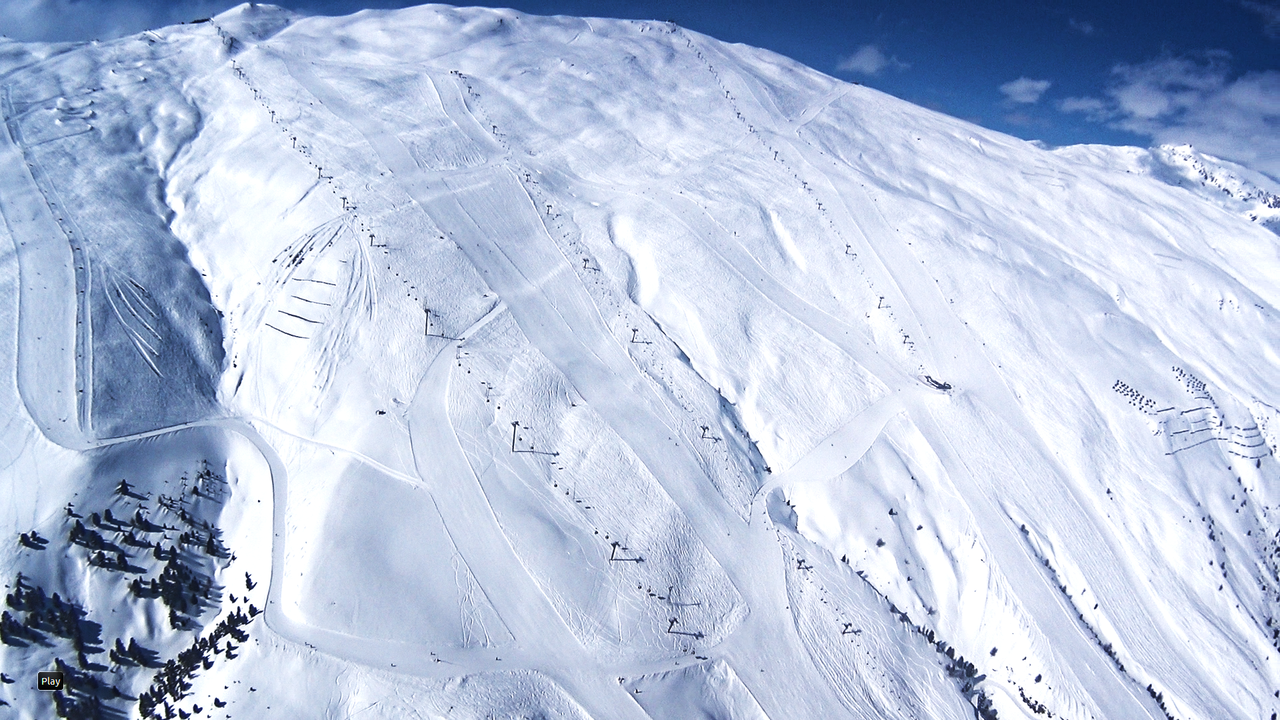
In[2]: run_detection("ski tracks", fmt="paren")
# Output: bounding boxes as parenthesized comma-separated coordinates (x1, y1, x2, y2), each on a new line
(686, 35, 1193, 719)
(281, 51, 850, 719)
(0, 84, 87, 445)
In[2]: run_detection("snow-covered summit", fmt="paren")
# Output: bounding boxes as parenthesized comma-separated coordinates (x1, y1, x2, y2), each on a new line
(1057, 141, 1280, 232)
(0, 4, 1277, 720)
(1150, 144, 1280, 230)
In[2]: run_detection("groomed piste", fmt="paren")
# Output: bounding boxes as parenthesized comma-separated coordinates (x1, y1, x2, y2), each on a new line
(0, 4, 1278, 719)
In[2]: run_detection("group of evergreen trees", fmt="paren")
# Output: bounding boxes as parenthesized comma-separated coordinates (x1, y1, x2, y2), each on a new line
(1017, 686, 1050, 716)
(108, 637, 161, 668)
(5, 462, 244, 719)
(3, 574, 139, 719)
(71, 483, 231, 630)
(880, 599, 1001, 720)
(137, 605, 256, 720)
(18, 530, 48, 549)
(2, 573, 99, 664)
(48, 656, 129, 720)
(129, 557, 216, 631)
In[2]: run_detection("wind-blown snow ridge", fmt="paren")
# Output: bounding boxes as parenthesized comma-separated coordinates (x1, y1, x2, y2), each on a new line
(0, 3, 1277, 719)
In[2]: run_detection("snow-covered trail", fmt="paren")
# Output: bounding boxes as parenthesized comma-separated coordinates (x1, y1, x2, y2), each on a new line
(247, 415, 423, 489)
(798, 126, 1231, 720)
(0, 206, 643, 718)
(692, 36, 1204, 719)
(2, 45, 648, 716)
(613, 181, 911, 389)
(280, 52, 851, 719)
(0, 86, 86, 448)
(252, 299, 667, 706)
(762, 393, 906, 493)
(12, 399, 653, 714)
(422, 171, 846, 717)
(405, 309, 652, 720)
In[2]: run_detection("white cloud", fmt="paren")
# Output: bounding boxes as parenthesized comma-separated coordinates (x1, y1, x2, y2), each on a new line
(999, 77, 1052, 104)
(1058, 96, 1108, 118)
(836, 45, 909, 76)
(1068, 18, 1095, 35)
(1240, 0, 1280, 37)
(0, 0, 231, 42)
(1060, 53, 1280, 179)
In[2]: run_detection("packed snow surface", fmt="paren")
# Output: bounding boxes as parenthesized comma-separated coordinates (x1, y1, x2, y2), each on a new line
(1, 4, 1278, 719)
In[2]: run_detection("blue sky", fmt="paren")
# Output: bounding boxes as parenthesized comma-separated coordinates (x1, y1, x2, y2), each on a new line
(2, 0, 1277, 178)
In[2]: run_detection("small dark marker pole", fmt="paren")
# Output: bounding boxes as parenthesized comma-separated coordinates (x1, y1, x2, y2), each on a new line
(511, 421, 520, 452)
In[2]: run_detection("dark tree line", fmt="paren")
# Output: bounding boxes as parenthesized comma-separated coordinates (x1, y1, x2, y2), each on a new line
(3, 573, 102, 664)
(137, 605, 257, 720)
(5, 461, 241, 719)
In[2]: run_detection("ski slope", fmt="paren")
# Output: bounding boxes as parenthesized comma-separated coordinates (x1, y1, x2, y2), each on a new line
(1, 3, 1278, 719)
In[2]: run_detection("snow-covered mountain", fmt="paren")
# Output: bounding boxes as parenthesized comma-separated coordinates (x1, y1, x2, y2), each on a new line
(1, 4, 1277, 719)
(1056, 142, 1280, 233)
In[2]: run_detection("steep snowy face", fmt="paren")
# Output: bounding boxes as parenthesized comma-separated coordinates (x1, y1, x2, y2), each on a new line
(1148, 144, 1280, 231)
(1, 4, 1278, 720)
(1057, 142, 1280, 234)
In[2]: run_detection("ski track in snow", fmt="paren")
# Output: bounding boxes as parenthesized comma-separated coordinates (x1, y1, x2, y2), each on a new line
(693, 38, 1215, 718)
(280, 51, 852, 719)
(0, 85, 87, 447)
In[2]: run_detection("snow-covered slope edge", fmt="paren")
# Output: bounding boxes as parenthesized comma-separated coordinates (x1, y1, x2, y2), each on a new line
(1056, 142, 1280, 234)
(0, 3, 1276, 720)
